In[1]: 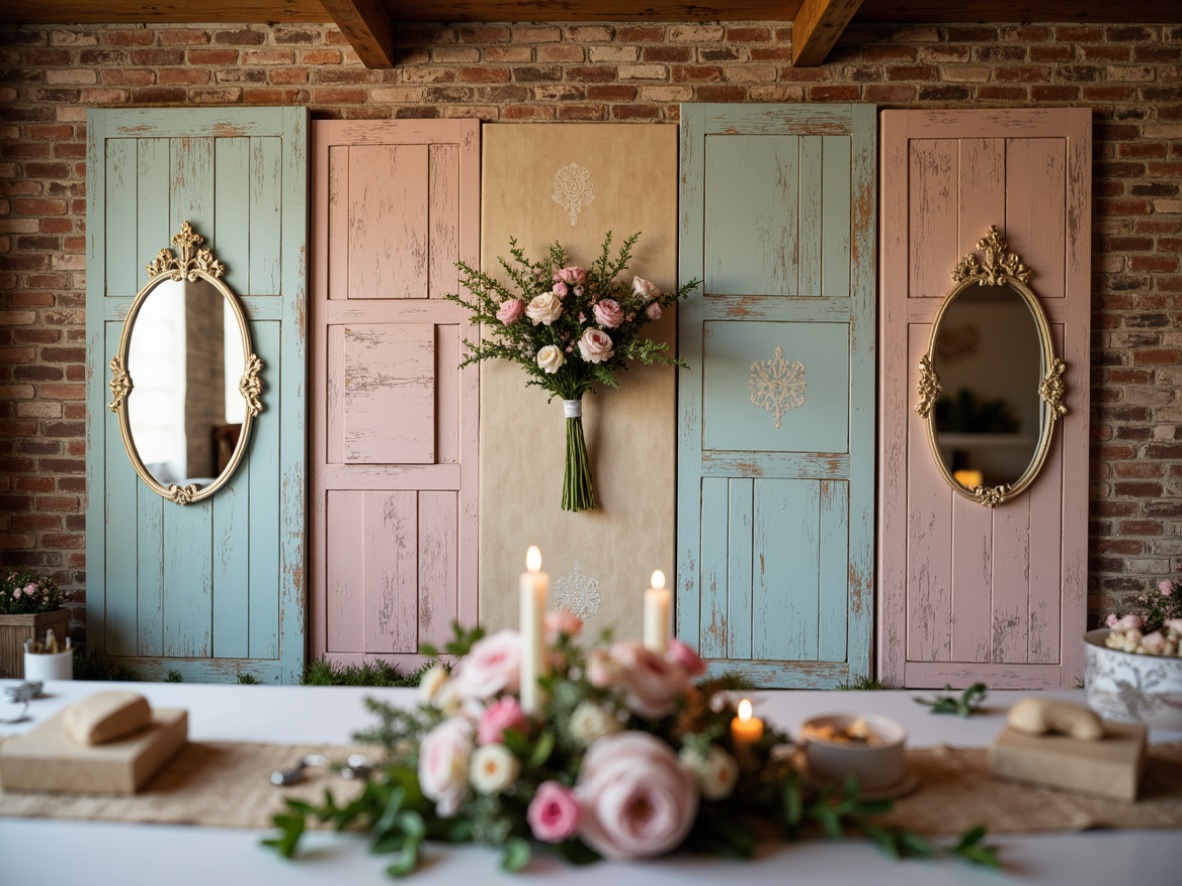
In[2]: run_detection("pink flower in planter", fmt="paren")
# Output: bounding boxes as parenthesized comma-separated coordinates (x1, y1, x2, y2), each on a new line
(1141, 631, 1166, 654)
(1113, 614, 1143, 631)
(477, 696, 528, 746)
(1160, 580, 1174, 597)
(1106, 613, 1119, 628)
(23, 583, 38, 596)
(527, 781, 582, 843)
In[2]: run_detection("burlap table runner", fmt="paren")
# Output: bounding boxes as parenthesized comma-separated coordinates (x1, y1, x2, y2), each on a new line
(2, 741, 1180, 835)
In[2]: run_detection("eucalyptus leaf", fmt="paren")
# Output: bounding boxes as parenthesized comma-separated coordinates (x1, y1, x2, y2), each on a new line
(501, 837, 531, 872)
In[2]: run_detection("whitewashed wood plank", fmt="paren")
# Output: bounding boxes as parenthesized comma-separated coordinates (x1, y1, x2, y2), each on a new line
(249, 136, 283, 297)
(326, 489, 364, 653)
(821, 135, 852, 300)
(798, 135, 823, 297)
(950, 495, 993, 663)
(727, 478, 754, 661)
(1006, 137, 1067, 300)
(754, 479, 819, 661)
(365, 491, 418, 655)
(248, 321, 281, 661)
(428, 143, 459, 300)
(699, 478, 729, 658)
(418, 490, 457, 653)
(818, 479, 848, 662)
(348, 144, 429, 299)
(992, 494, 1031, 664)
(436, 324, 460, 465)
(909, 138, 958, 300)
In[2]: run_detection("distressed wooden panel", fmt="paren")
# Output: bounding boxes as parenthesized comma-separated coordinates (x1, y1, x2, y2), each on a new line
(86, 107, 308, 683)
(877, 109, 1091, 688)
(681, 104, 876, 688)
(310, 120, 480, 670)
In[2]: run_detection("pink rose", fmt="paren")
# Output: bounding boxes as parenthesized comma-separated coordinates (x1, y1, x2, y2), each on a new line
(12, 589, 21, 599)
(450, 629, 522, 700)
(477, 696, 528, 746)
(418, 717, 473, 815)
(632, 276, 660, 300)
(527, 781, 582, 843)
(554, 266, 587, 285)
(1113, 614, 1143, 632)
(577, 328, 615, 364)
(1160, 580, 1174, 597)
(645, 302, 662, 320)
(496, 299, 524, 324)
(587, 648, 623, 688)
(1142, 631, 1166, 653)
(610, 641, 689, 719)
(552, 281, 569, 298)
(1106, 613, 1119, 628)
(593, 299, 624, 328)
(577, 731, 698, 860)
(667, 639, 706, 677)
(545, 609, 583, 640)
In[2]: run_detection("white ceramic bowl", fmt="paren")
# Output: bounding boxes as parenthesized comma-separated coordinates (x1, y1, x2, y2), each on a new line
(799, 713, 907, 792)
(1084, 628, 1182, 731)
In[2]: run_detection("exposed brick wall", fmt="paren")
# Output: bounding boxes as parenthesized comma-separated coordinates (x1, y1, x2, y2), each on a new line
(1, 20, 1179, 643)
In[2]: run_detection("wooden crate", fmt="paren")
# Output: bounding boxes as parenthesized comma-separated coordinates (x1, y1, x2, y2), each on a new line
(0, 609, 70, 679)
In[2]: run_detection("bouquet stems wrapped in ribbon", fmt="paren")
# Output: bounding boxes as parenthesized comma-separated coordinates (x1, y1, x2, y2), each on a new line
(445, 233, 699, 512)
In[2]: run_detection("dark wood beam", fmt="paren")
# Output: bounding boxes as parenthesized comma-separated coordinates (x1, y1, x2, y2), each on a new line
(319, 0, 396, 68)
(792, 0, 863, 66)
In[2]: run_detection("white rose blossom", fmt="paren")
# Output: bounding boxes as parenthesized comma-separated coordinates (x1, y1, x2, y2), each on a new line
(536, 344, 565, 375)
(679, 744, 739, 800)
(569, 701, 622, 747)
(525, 292, 563, 326)
(418, 663, 449, 706)
(577, 328, 615, 364)
(470, 743, 521, 795)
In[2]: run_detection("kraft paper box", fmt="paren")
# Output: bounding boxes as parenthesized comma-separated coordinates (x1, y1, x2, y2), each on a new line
(0, 707, 188, 795)
(989, 720, 1147, 802)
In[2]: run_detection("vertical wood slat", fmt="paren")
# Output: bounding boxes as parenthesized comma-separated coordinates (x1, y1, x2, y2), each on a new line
(818, 479, 848, 662)
(754, 479, 819, 662)
(326, 489, 364, 653)
(435, 324, 460, 465)
(328, 145, 349, 301)
(950, 497, 993, 662)
(105, 139, 137, 297)
(992, 494, 1031, 663)
(797, 136, 822, 296)
(365, 491, 418, 655)
(958, 138, 1004, 259)
(212, 480, 249, 659)
(428, 143, 459, 300)
(248, 321, 281, 660)
(163, 502, 212, 658)
(418, 491, 457, 652)
(214, 138, 251, 298)
(136, 479, 165, 657)
(1006, 138, 1067, 300)
(348, 144, 429, 299)
(821, 136, 852, 300)
(909, 139, 958, 300)
(250, 136, 283, 297)
(727, 478, 754, 661)
(104, 321, 139, 657)
(698, 478, 729, 659)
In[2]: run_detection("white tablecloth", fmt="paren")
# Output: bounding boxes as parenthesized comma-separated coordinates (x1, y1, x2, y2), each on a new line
(1, 681, 1179, 886)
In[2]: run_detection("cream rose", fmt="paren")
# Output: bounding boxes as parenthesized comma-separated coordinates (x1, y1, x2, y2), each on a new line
(418, 718, 473, 815)
(593, 298, 624, 328)
(526, 292, 563, 326)
(632, 276, 661, 300)
(418, 663, 449, 706)
(568, 701, 622, 747)
(577, 328, 615, 364)
(679, 744, 739, 800)
(536, 344, 565, 375)
(450, 629, 522, 701)
(577, 732, 699, 860)
(469, 743, 520, 795)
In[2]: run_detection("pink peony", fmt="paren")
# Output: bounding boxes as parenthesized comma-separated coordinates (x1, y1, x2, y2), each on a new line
(554, 266, 587, 285)
(577, 731, 698, 860)
(496, 299, 524, 324)
(418, 717, 473, 816)
(666, 639, 707, 677)
(577, 328, 615, 364)
(527, 781, 582, 843)
(1113, 614, 1143, 632)
(545, 609, 583, 640)
(610, 642, 689, 719)
(450, 629, 522, 700)
(1160, 580, 1174, 597)
(645, 302, 662, 320)
(552, 281, 569, 298)
(477, 696, 528, 746)
(1106, 613, 1119, 628)
(593, 299, 624, 328)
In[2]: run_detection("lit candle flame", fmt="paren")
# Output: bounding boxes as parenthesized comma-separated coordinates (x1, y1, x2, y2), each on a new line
(738, 699, 753, 722)
(651, 570, 665, 589)
(526, 545, 542, 573)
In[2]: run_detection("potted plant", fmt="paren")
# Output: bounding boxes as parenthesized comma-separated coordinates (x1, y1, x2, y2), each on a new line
(1084, 574, 1182, 730)
(0, 571, 69, 680)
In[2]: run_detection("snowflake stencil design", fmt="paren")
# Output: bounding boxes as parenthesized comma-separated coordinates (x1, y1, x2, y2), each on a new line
(552, 162, 595, 226)
(553, 561, 602, 620)
(749, 346, 806, 429)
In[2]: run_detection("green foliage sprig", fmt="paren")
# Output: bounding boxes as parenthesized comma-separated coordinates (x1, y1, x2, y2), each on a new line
(914, 683, 988, 718)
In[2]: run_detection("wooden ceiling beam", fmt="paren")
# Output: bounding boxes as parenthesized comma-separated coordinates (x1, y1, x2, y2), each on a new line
(319, 0, 396, 68)
(792, 0, 863, 66)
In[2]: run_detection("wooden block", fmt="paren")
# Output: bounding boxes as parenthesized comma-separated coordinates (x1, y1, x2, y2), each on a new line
(0, 707, 187, 795)
(63, 690, 151, 745)
(989, 721, 1147, 802)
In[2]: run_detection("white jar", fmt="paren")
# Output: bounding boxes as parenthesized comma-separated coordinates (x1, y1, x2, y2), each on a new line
(24, 647, 73, 681)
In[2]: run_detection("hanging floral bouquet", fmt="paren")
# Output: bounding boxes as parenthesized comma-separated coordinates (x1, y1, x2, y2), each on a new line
(445, 233, 699, 512)
(265, 620, 997, 876)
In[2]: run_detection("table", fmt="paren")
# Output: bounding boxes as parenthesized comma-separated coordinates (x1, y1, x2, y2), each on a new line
(1, 681, 1179, 886)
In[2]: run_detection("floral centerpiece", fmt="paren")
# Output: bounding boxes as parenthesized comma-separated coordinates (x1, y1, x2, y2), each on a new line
(266, 620, 996, 876)
(0, 571, 62, 615)
(445, 233, 698, 511)
(1104, 575, 1182, 657)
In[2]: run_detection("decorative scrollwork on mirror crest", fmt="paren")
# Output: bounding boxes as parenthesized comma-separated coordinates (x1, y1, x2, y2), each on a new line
(916, 227, 1068, 508)
(109, 222, 265, 505)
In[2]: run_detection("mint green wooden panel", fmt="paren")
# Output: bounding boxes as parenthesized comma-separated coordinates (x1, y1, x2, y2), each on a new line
(248, 321, 281, 660)
(704, 135, 798, 297)
(698, 478, 728, 658)
(702, 320, 850, 454)
(726, 478, 754, 660)
(86, 107, 308, 683)
(679, 103, 876, 688)
(753, 479, 819, 661)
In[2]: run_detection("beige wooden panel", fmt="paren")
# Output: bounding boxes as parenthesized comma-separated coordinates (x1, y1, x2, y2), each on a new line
(479, 124, 678, 642)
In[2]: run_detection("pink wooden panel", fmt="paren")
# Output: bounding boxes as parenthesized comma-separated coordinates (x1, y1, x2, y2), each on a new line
(909, 139, 958, 300)
(428, 144, 460, 300)
(950, 497, 992, 662)
(310, 120, 481, 669)
(341, 323, 435, 464)
(991, 491, 1031, 664)
(958, 139, 1004, 260)
(365, 491, 418, 654)
(418, 491, 458, 651)
(1006, 138, 1067, 300)
(348, 144, 429, 300)
(906, 325, 952, 663)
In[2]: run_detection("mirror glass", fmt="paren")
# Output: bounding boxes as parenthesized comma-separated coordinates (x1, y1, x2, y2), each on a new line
(125, 277, 247, 491)
(931, 281, 1043, 491)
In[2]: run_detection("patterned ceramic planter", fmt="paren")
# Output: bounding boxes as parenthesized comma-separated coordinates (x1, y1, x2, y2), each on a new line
(0, 609, 70, 680)
(1084, 628, 1182, 731)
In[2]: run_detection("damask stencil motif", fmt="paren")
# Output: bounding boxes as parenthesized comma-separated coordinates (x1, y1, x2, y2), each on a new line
(553, 561, 602, 619)
(749, 346, 806, 429)
(552, 162, 595, 226)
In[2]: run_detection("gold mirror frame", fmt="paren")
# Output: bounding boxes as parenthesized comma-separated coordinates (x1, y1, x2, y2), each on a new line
(107, 222, 264, 505)
(914, 225, 1067, 508)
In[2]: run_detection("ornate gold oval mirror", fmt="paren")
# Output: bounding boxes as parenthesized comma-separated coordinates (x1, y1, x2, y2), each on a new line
(915, 226, 1066, 507)
(108, 222, 264, 505)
